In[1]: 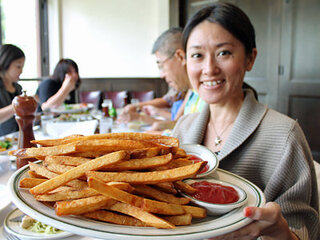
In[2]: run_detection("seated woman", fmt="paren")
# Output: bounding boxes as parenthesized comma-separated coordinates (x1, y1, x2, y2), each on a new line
(172, 3, 319, 239)
(0, 44, 25, 136)
(36, 58, 81, 111)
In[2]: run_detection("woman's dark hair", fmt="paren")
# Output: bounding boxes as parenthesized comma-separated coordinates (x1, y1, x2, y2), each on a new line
(52, 58, 81, 88)
(0, 44, 25, 73)
(183, 2, 256, 55)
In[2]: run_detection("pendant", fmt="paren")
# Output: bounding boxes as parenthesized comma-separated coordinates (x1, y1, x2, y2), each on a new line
(214, 136, 222, 146)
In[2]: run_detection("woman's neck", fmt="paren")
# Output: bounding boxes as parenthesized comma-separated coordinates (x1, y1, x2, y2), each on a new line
(203, 92, 244, 153)
(2, 76, 16, 93)
(208, 92, 244, 124)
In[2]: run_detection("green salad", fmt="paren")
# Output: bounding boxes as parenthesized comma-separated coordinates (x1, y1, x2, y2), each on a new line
(30, 221, 62, 234)
(0, 139, 12, 151)
(21, 215, 62, 234)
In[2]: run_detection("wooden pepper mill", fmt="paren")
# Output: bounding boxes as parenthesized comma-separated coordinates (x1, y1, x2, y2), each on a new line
(12, 90, 38, 169)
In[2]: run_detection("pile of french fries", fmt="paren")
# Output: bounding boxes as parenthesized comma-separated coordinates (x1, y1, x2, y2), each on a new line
(9, 133, 207, 229)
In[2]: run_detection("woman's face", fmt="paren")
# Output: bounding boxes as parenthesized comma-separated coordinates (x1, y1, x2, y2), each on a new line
(67, 66, 79, 82)
(186, 21, 256, 104)
(4, 57, 25, 83)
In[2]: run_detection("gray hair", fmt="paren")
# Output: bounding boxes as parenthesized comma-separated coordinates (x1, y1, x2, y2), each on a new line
(151, 27, 183, 57)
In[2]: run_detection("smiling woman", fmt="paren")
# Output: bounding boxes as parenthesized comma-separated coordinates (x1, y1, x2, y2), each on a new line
(173, 2, 319, 240)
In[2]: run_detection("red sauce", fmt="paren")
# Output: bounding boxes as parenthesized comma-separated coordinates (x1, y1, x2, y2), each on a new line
(189, 155, 209, 174)
(190, 181, 239, 204)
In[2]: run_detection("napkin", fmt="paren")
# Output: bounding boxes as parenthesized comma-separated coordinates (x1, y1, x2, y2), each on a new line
(46, 120, 98, 138)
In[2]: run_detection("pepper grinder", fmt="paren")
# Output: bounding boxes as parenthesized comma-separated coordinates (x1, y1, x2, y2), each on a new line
(12, 90, 38, 169)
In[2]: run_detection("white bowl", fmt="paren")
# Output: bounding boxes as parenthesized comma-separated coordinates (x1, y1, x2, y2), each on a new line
(181, 178, 248, 215)
(179, 144, 219, 177)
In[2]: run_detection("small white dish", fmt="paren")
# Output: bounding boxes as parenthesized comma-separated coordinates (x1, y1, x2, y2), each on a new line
(181, 178, 248, 215)
(180, 144, 219, 177)
(4, 208, 73, 240)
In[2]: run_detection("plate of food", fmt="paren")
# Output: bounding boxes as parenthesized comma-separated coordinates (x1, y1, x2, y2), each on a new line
(8, 165, 265, 240)
(4, 208, 73, 240)
(50, 103, 94, 114)
(0, 137, 15, 155)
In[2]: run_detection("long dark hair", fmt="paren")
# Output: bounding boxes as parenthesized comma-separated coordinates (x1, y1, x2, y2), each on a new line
(0, 44, 25, 74)
(52, 58, 81, 88)
(183, 3, 256, 56)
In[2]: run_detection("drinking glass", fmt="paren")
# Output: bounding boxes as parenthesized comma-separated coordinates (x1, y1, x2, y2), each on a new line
(99, 117, 113, 134)
(41, 114, 54, 135)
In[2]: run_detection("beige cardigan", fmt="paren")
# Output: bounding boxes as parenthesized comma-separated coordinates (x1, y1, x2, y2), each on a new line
(172, 89, 319, 240)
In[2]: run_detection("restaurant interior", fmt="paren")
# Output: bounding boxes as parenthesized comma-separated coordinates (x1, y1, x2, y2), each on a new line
(0, 0, 319, 239)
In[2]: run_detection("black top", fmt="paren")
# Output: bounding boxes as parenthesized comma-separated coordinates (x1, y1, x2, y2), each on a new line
(0, 79, 22, 136)
(36, 78, 77, 112)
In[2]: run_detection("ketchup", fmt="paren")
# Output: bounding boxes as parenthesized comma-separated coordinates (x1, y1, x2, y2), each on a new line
(189, 155, 209, 174)
(190, 181, 239, 204)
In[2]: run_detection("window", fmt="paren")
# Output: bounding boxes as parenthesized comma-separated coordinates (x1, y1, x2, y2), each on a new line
(0, 0, 48, 95)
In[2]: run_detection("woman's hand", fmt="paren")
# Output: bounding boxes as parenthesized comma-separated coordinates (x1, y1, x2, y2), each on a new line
(117, 111, 140, 123)
(61, 73, 77, 93)
(209, 202, 298, 240)
(122, 104, 138, 114)
(142, 105, 159, 116)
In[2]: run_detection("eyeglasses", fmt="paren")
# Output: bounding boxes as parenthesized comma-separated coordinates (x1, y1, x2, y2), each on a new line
(156, 54, 174, 71)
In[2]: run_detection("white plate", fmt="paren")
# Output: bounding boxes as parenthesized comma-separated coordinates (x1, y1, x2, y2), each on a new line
(50, 103, 94, 114)
(180, 144, 219, 177)
(8, 164, 265, 240)
(4, 208, 73, 240)
(0, 184, 11, 211)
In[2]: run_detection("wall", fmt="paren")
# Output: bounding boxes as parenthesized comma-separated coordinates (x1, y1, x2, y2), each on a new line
(48, 0, 170, 77)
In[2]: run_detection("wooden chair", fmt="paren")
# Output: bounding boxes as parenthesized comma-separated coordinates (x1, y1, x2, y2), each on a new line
(130, 90, 154, 103)
(103, 91, 128, 108)
(79, 91, 103, 109)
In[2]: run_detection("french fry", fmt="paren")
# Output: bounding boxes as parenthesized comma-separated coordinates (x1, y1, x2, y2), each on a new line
(88, 177, 185, 215)
(44, 155, 90, 166)
(129, 147, 171, 159)
(152, 182, 177, 194)
(30, 150, 127, 195)
(28, 170, 46, 179)
(32, 132, 179, 148)
(36, 188, 99, 201)
(19, 178, 47, 188)
(172, 147, 187, 158)
(101, 153, 173, 171)
(182, 205, 207, 219)
(73, 139, 161, 153)
(28, 162, 87, 189)
(162, 213, 192, 226)
(105, 202, 175, 229)
(44, 162, 74, 174)
(174, 180, 197, 194)
(9, 143, 77, 159)
(133, 184, 190, 205)
(36, 182, 134, 202)
(55, 195, 116, 216)
(87, 162, 205, 184)
(83, 210, 148, 227)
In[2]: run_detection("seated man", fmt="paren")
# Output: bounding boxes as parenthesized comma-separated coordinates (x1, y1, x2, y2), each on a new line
(118, 27, 191, 130)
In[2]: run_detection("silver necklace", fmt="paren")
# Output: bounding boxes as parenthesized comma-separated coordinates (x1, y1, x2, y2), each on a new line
(212, 121, 233, 146)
